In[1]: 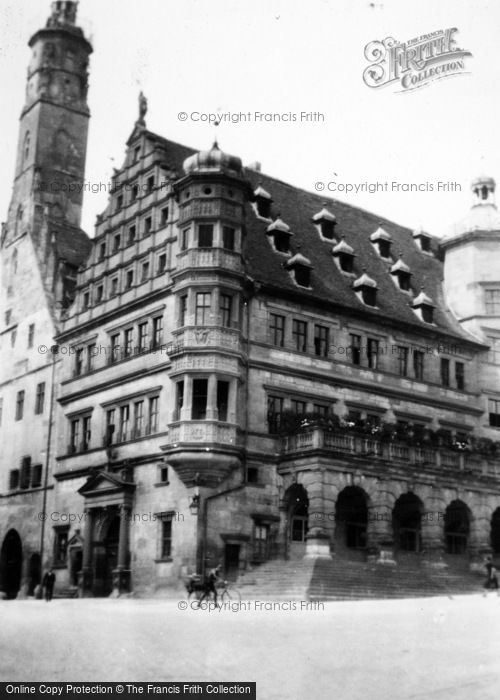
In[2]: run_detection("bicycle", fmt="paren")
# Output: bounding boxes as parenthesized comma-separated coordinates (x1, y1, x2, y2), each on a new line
(185, 574, 241, 607)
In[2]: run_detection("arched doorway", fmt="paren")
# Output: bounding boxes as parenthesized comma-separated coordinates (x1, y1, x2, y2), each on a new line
(93, 515, 120, 596)
(335, 486, 368, 554)
(393, 493, 423, 553)
(27, 553, 41, 596)
(284, 484, 309, 559)
(0, 530, 23, 599)
(444, 500, 470, 554)
(491, 508, 500, 554)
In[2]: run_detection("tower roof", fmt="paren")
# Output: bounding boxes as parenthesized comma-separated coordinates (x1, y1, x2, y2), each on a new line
(183, 141, 243, 176)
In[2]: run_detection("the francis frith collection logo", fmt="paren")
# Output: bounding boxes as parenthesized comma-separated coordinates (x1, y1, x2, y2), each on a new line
(363, 28, 472, 92)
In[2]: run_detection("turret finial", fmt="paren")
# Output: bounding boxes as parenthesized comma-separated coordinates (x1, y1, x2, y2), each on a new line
(137, 91, 148, 126)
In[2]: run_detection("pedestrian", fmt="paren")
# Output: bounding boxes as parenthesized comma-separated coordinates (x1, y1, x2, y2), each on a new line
(483, 557, 499, 595)
(202, 564, 222, 605)
(42, 568, 56, 602)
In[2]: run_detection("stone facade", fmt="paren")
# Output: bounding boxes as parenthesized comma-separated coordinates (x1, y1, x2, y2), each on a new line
(1, 2, 500, 599)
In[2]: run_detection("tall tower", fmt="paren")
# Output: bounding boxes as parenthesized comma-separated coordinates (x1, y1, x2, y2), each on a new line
(0, 2, 92, 599)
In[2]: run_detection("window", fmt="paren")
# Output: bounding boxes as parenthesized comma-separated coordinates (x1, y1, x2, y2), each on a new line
(144, 216, 152, 235)
(220, 294, 232, 328)
(128, 225, 136, 245)
(320, 221, 335, 240)
(83, 292, 90, 309)
(180, 228, 189, 251)
(314, 325, 329, 357)
(125, 269, 134, 290)
(9, 469, 19, 490)
(421, 305, 434, 324)
(267, 395, 284, 433)
(82, 415, 91, 451)
(157, 253, 166, 274)
(98, 242, 106, 261)
(118, 405, 130, 442)
(291, 399, 307, 414)
(396, 346, 408, 377)
(110, 277, 119, 296)
(175, 381, 184, 421)
(247, 467, 259, 485)
(152, 316, 163, 348)
(74, 347, 84, 375)
(313, 404, 329, 417)
(159, 465, 169, 483)
(413, 351, 424, 380)
(141, 261, 150, 282)
(87, 343, 96, 372)
(147, 175, 155, 192)
(69, 419, 80, 453)
(110, 333, 120, 363)
(195, 292, 211, 325)
(160, 516, 172, 558)
(489, 399, 500, 428)
(350, 334, 361, 365)
(294, 266, 311, 288)
(292, 320, 307, 352)
(148, 396, 159, 433)
(35, 382, 45, 415)
(339, 253, 354, 273)
(487, 336, 500, 364)
(31, 463, 42, 488)
(253, 523, 269, 560)
(179, 295, 188, 327)
(105, 409, 116, 445)
(28, 323, 35, 349)
(95, 285, 104, 303)
(420, 236, 431, 252)
(223, 226, 235, 250)
(269, 314, 285, 347)
(485, 289, 500, 315)
(133, 146, 140, 163)
(15, 390, 25, 421)
(198, 224, 213, 247)
(136, 322, 148, 352)
(192, 379, 208, 420)
(256, 198, 271, 218)
(161, 207, 168, 226)
(53, 529, 69, 566)
(116, 194, 123, 211)
(273, 232, 290, 254)
(124, 328, 134, 358)
(133, 400, 144, 438)
(455, 362, 465, 390)
(367, 338, 379, 370)
(113, 234, 121, 252)
(361, 287, 377, 307)
(131, 183, 139, 201)
(216, 381, 229, 421)
(20, 456, 31, 490)
(377, 240, 391, 258)
(441, 358, 450, 387)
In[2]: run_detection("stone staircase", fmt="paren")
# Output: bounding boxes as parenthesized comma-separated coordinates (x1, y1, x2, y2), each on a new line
(237, 555, 485, 601)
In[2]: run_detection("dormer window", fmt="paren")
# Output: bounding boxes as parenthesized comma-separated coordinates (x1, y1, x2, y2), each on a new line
(413, 227, 432, 253)
(312, 205, 336, 240)
(390, 255, 412, 292)
(370, 226, 392, 258)
(285, 253, 312, 288)
(412, 289, 435, 323)
(332, 236, 355, 273)
(266, 217, 292, 254)
(353, 271, 378, 307)
(254, 184, 272, 218)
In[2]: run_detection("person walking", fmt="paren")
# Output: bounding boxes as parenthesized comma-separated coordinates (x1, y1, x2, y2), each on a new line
(42, 568, 56, 602)
(483, 557, 499, 595)
(201, 565, 222, 605)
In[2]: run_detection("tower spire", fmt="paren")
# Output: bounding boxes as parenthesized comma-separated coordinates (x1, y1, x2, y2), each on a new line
(47, 1, 79, 27)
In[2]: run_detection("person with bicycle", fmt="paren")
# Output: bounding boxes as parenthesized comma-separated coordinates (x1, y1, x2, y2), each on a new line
(203, 564, 223, 605)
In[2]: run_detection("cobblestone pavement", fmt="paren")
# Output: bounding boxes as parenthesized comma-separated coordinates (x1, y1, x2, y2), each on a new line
(1, 594, 500, 699)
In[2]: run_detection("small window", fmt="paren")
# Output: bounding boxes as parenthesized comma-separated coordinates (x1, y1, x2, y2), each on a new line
(489, 399, 500, 427)
(455, 362, 465, 390)
(133, 146, 140, 163)
(350, 334, 361, 365)
(216, 381, 229, 422)
(148, 396, 159, 433)
(95, 285, 104, 303)
(487, 336, 500, 364)
(124, 328, 134, 358)
(294, 266, 311, 288)
(53, 529, 69, 566)
(110, 333, 120, 363)
(31, 464, 42, 489)
(396, 346, 408, 377)
(314, 325, 329, 357)
(180, 228, 189, 251)
(413, 351, 424, 380)
(98, 242, 106, 261)
(313, 404, 329, 417)
(113, 234, 121, 252)
(367, 338, 379, 370)
(198, 224, 213, 248)
(125, 269, 134, 290)
(138, 322, 148, 352)
(161, 207, 168, 226)
(160, 517, 172, 558)
(246, 466, 259, 484)
(179, 295, 188, 327)
(256, 199, 271, 218)
(128, 226, 136, 245)
(144, 217, 152, 235)
(116, 194, 123, 211)
(82, 292, 90, 310)
(320, 221, 335, 240)
(361, 287, 377, 307)
(274, 232, 290, 254)
(35, 382, 45, 415)
(420, 236, 431, 252)
(292, 320, 307, 352)
(441, 358, 450, 387)
(157, 254, 167, 274)
(152, 316, 163, 348)
(133, 400, 144, 437)
(421, 305, 434, 323)
(192, 379, 208, 420)
(75, 347, 84, 376)
(223, 226, 235, 251)
(82, 415, 91, 451)
(291, 399, 307, 414)
(147, 175, 155, 192)
(87, 343, 96, 372)
(9, 469, 20, 490)
(269, 314, 285, 347)
(267, 395, 284, 433)
(69, 418, 80, 453)
(160, 465, 169, 483)
(339, 254, 354, 273)
(105, 409, 116, 445)
(377, 240, 391, 258)
(485, 290, 500, 315)
(220, 294, 232, 328)
(131, 183, 139, 201)
(15, 390, 25, 421)
(118, 405, 130, 442)
(141, 260, 150, 282)
(110, 278, 119, 296)
(27, 323, 35, 349)
(195, 292, 211, 325)
(175, 381, 184, 421)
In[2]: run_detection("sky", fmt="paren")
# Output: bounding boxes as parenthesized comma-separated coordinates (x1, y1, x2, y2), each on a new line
(1, 0, 499, 239)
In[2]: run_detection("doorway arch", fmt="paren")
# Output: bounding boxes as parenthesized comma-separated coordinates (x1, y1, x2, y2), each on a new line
(0, 530, 23, 599)
(444, 500, 470, 554)
(335, 486, 368, 552)
(393, 493, 423, 552)
(284, 483, 309, 559)
(93, 515, 120, 596)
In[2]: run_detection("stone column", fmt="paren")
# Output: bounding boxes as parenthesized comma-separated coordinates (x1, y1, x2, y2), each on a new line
(366, 500, 396, 565)
(206, 374, 218, 420)
(421, 496, 447, 568)
(304, 471, 333, 559)
(79, 507, 94, 597)
(227, 378, 237, 424)
(112, 504, 131, 596)
(180, 375, 192, 421)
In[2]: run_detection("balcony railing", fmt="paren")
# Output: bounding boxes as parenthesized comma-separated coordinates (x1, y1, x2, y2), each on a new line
(176, 248, 242, 272)
(166, 421, 241, 446)
(178, 200, 241, 224)
(281, 427, 477, 471)
(170, 326, 241, 354)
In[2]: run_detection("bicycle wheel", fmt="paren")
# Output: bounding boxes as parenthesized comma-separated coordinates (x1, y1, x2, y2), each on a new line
(221, 585, 241, 603)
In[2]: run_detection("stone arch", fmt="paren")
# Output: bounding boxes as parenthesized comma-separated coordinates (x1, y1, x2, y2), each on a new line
(335, 486, 369, 551)
(93, 513, 121, 597)
(0, 529, 23, 599)
(444, 500, 471, 554)
(393, 493, 424, 552)
(283, 483, 309, 559)
(491, 508, 500, 554)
